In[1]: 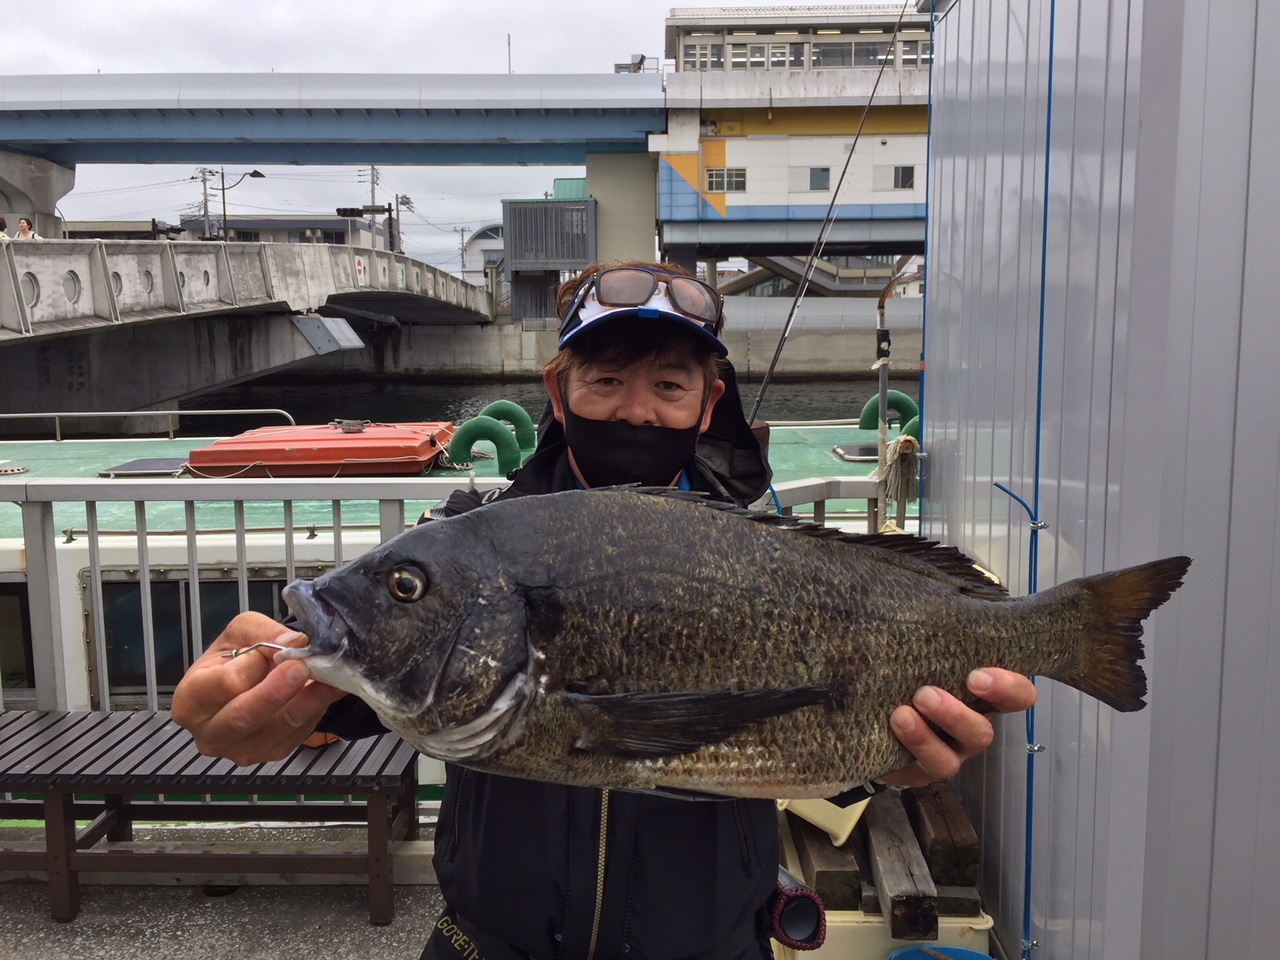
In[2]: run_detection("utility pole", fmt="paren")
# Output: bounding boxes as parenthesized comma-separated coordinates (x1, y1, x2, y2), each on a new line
(456, 226, 468, 272)
(369, 165, 381, 248)
(197, 168, 215, 239)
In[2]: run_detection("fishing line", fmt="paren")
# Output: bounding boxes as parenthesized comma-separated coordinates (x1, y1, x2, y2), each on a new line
(748, 0, 916, 424)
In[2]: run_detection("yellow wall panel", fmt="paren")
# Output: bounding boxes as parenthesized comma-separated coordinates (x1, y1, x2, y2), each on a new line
(706, 105, 928, 136)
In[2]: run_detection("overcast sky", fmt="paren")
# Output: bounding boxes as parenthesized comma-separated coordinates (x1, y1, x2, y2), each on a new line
(7, 0, 887, 271)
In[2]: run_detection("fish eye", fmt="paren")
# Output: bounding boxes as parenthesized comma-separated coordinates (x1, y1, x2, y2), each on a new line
(388, 565, 428, 602)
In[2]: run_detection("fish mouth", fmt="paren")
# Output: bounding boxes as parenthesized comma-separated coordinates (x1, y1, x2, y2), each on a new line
(279, 579, 351, 669)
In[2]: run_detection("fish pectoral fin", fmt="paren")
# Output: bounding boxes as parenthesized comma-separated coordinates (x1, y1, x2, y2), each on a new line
(565, 685, 835, 759)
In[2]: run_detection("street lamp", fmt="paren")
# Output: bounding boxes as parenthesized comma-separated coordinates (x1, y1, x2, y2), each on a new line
(219, 168, 265, 239)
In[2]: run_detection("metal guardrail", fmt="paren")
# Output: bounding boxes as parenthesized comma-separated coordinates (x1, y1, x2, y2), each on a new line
(0, 408, 296, 440)
(0, 474, 887, 713)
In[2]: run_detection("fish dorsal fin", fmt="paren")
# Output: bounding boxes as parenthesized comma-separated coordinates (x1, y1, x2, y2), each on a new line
(832, 533, 1009, 600)
(586, 487, 1008, 600)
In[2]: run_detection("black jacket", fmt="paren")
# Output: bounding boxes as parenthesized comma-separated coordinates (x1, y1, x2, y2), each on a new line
(320, 363, 779, 960)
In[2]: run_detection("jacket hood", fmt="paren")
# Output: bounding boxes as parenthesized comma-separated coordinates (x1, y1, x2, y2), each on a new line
(526, 360, 772, 506)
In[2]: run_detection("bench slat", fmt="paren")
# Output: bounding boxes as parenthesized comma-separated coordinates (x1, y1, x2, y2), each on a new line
(0, 711, 73, 776)
(67, 713, 175, 782)
(10, 713, 134, 780)
(323, 735, 383, 782)
(333, 731, 400, 787)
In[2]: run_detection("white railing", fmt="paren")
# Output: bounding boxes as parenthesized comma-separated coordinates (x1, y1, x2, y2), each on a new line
(0, 473, 891, 713)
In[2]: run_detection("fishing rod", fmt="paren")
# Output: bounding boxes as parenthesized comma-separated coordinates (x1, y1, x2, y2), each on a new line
(748, 0, 917, 425)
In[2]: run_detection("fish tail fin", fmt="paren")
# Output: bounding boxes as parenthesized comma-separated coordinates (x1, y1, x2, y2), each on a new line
(1055, 556, 1191, 712)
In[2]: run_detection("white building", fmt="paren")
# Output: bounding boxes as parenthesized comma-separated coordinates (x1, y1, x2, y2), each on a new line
(654, 5, 933, 265)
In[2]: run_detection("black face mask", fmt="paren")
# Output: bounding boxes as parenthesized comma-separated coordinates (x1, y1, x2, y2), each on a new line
(562, 403, 703, 488)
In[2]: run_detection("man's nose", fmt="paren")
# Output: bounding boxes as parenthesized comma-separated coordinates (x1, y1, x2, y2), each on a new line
(613, 388, 657, 425)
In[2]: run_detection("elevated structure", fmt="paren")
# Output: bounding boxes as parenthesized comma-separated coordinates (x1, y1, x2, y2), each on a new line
(0, 72, 666, 241)
(0, 239, 489, 422)
(655, 5, 931, 262)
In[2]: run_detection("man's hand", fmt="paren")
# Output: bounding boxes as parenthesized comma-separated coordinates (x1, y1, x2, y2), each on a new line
(170, 611, 348, 766)
(880, 668, 1037, 788)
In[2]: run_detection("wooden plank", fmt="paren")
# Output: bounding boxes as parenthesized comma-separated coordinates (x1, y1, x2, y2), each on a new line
(902, 780, 981, 886)
(785, 809, 865, 910)
(72, 712, 174, 781)
(14, 712, 131, 780)
(934, 884, 984, 917)
(860, 790, 938, 941)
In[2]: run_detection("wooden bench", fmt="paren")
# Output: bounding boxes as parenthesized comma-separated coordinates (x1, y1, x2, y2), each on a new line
(0, 709, 419, 924)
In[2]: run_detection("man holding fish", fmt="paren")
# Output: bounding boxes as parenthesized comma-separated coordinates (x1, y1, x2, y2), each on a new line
(174, 262, 1038, 960)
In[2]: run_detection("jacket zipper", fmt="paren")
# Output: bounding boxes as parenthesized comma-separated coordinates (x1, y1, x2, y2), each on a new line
(732, 801, 753, 869)
(446, 767, 471, 858)
(585, 789, 610, 960)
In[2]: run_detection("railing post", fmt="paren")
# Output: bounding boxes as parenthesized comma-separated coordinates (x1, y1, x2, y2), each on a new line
(21, 500, 70, 710)
(379, 499, 407, 542)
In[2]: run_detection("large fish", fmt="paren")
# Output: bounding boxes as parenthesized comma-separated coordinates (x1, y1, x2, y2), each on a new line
(280, 489, 1190, 800)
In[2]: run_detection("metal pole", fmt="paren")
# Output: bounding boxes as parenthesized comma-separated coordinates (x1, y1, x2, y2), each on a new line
(220, 167, 228, 240)
(201, 169, 211, 239)
(876, 302, 889, 530)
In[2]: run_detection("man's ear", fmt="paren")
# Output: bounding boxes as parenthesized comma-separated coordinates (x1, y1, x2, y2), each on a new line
(544, 368, 567, 425)
(699, 379, 727, 434)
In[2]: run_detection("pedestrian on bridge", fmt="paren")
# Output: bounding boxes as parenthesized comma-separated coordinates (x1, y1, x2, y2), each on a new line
(14, 217, 40, 240)
(0, 216, 7, 238)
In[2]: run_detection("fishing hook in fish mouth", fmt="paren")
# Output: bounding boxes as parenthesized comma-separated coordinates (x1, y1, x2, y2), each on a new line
(221, 642, 292, 658)
(273, 624, 351, 670)
(220, 626, 351, 670)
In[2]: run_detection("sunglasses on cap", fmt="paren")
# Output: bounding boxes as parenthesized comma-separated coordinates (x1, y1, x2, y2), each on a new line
(559, 267, 725, 342)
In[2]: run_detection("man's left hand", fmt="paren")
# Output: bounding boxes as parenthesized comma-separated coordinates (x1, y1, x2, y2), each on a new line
(880, 668, 1037, 788)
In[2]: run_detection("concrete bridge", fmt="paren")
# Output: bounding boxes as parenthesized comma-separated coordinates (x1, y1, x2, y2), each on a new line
(0, 239, 492, 426)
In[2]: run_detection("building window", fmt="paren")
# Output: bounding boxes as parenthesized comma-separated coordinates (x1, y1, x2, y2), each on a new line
(234, 230, 260, 243)
(809, 167, 831, 191)
(811, 41, 852, 68)
(900, 39, 933, 68)
(683, 42, 725, 71)
(323, 231, 346, 245)
(706, 168, 747, 192)
(895, 166, 916, 189)
(854, 40, 892, 67)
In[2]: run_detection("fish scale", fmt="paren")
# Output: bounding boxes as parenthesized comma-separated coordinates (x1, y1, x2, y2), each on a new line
(281, 488, 1191, 800)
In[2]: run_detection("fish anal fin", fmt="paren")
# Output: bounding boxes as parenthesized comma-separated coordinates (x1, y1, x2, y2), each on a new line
(566, 685, 836, 759)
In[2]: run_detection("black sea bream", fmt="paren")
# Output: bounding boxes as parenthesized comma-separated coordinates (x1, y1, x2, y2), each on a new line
(280, 489, 1190, 799)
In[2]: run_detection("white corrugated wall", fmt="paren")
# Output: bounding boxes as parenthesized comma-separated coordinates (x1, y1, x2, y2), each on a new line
(923, 0, 1279, 958)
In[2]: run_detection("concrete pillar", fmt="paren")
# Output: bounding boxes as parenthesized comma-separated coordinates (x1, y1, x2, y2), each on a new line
(0, 151, 75, 239)
(584, 153, 659, 264)
(663, 245, 698, 274)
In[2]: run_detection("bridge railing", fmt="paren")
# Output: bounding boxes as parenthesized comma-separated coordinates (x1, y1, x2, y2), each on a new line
(0, 240, 490, 339)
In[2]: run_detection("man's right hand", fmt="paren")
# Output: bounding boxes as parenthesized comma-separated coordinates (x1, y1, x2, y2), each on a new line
(171, 611, 349, 765)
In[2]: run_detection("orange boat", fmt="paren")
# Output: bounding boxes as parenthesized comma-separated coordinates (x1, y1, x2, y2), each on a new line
(186, 420, 456, 478)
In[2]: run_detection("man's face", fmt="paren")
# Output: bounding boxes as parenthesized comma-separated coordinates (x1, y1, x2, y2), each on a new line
(545, 348, 726, 432)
